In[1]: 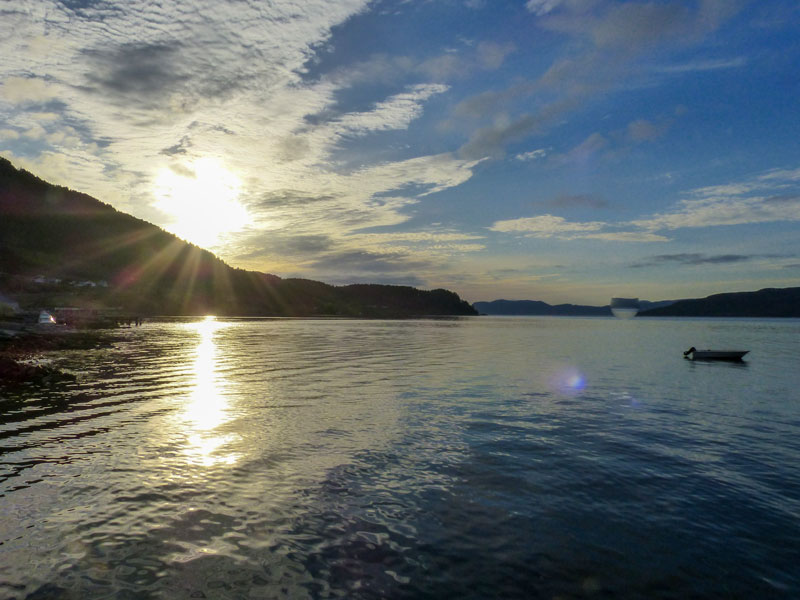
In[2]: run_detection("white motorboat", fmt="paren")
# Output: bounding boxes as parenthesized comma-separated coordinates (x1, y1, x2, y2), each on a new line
(683, 347, 748, 361)
(38, 310, 56, 325)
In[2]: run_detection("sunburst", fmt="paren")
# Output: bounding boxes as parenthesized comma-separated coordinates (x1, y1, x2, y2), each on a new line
(153, 157, 248, 249)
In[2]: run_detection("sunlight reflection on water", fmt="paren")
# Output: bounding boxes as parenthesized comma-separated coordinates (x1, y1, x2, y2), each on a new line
(2, 317, 800, 599)
(180, 316, 241, 467)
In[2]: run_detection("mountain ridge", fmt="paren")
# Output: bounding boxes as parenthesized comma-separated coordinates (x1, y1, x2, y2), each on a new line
(472, 298, 673, 316)
(637, 287, 800, 318)
(474, 289, 800, 318)
(0, 157, 476, 317)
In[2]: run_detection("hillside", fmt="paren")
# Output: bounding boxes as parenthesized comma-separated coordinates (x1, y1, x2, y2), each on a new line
(472, 299, 611, 316)
(0, 157, 476, 317)
(638, 287, 800, 318)
(472, 299, 674, 316)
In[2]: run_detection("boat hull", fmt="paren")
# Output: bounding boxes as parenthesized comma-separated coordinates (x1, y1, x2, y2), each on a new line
(685, 350, 748, 361)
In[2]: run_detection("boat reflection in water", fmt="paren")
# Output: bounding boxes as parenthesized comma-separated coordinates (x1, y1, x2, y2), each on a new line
(610, 297, 640, 319)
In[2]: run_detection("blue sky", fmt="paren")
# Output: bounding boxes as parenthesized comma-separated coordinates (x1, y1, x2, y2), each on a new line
(1, 0, 799, 304)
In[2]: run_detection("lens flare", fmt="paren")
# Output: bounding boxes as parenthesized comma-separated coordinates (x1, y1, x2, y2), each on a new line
(549, 366, 587, 395)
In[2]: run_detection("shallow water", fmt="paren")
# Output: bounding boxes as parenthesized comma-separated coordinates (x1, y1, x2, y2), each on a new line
(1, 316, 799, 599)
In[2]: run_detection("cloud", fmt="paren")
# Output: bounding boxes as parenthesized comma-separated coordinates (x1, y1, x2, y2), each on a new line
(758, 166, 800, 183)
(583, 231, 669, 243)
(0, 76, 60, 104)
(764, 195, 800, 204)
(234, 232, 336, 262)
(626, 118, 665, 142)
(331, 84, 449, 137)
(452, 0, 743, 161)
(631, 171, 800, 231)
(325, 40, 514, 90)
(0, 0, 491, 270)
(550, 132, 609, 166)
(525, 0, 563, 17)
(347, 230, 486, 258)
(538, 0, 742, 50)
(459, 114, 540, 159)
(631, 253, 759, 268)
(239, 152, 481, 264)
(83, 43, 189, 107)
(515, 148, 547, 162)
(350, 231, 484, 244)
(488, 214, 668, 242)
(309, 249, 431, 273)
(655, 57, 747, 73)
(491, 165, 800, 245)
(489, 214, 604, 236)
(476, 41, 516, 70)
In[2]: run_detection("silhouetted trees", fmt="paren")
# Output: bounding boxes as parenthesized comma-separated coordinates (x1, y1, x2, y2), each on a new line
(0, 157, 477, 317)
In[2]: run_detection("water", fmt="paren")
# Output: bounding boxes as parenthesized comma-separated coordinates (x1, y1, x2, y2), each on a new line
(1, 316, 799, 599)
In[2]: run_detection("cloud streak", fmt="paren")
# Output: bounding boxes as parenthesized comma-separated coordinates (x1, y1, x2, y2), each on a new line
(1, 1, 797, 302)
(0, 0, 486, 285)
(454, 0, 744, 160)
(490, 166, 800, 243)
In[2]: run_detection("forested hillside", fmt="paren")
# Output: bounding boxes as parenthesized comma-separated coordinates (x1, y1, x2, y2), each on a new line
(0, 157, 476, 317)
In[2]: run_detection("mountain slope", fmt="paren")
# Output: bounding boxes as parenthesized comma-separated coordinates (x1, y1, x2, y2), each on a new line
(638, 287, 800, 318)
(0, 157, 476, 317)
(472, 299, 612, 316)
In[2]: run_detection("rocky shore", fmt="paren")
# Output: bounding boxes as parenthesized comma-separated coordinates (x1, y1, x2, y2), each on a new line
(0, 328, 119, 386)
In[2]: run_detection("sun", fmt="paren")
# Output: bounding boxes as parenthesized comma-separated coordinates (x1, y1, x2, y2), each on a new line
(153, 157, 248, 249)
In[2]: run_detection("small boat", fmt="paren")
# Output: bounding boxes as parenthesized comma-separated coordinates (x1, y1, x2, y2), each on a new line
(683, 347, 748, 361)
(38, 310, 56, 325)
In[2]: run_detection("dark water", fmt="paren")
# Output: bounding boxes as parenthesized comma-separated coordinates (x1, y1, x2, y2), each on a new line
(2, 317, 799, 599)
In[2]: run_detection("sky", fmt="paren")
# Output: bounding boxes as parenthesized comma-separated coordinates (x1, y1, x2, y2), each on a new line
(1, 0, 799, 305)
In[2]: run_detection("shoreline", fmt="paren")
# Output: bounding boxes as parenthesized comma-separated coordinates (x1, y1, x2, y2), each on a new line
(0, 328, 120, 386)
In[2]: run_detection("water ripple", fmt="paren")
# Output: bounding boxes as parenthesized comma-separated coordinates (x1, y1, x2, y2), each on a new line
(1, 317, 800, 598)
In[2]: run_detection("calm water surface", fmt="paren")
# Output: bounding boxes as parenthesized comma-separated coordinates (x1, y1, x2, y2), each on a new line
(1, 317, 799, 599)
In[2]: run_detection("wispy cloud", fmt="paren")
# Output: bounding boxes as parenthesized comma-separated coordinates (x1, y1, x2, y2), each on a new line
(583, 232, 669, 243)
(489, 214, 604, 237)
(626, 118, 667, 142)
(515, 148, 548, 162)
(630, 252, 800, 269)
(654, 57, 747, 73)
(488, 213, 669, 243)
(525, 0, 563, 17)
(1, 0, 796, 302)
(0, 76, 61, 104)
(631, 253, 752, 268)
(454, 0, 744, 160)
(0, 0, 488, 281)
(632, 169, 800, 231)
(491, 166, 800, 243)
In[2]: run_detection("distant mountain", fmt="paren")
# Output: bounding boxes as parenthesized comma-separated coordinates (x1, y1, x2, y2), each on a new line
(472, 299, 676, 316)
(0, 157, 476, 317)
(473, 299, 612, 316)
(638, 287, 800, 318)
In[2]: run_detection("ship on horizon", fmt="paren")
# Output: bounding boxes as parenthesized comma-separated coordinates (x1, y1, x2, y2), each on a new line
(610, 297, 640, 319)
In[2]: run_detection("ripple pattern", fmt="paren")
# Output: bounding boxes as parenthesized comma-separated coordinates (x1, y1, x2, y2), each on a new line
(2, 317, 800, 599)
